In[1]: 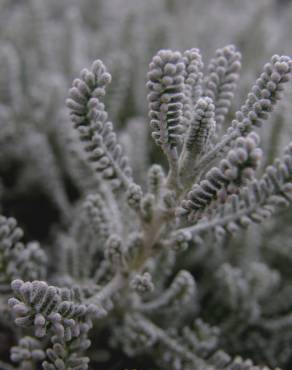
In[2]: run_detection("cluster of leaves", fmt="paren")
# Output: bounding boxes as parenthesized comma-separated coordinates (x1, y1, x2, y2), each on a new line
(0, 43, 291, 370)
(1, 1, 292, 370)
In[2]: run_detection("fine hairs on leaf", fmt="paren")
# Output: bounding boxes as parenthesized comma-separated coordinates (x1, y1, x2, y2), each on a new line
(66, 60, 134, 189)
(204, 45, 242, 134)
(3, 40, 292, 370)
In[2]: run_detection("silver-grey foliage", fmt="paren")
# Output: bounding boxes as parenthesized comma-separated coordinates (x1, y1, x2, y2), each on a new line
(2, 45, 291, 370)
(1, 1, 292, 370)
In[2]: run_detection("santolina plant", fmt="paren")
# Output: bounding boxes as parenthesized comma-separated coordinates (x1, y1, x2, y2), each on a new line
(1, 44, 292, 370)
